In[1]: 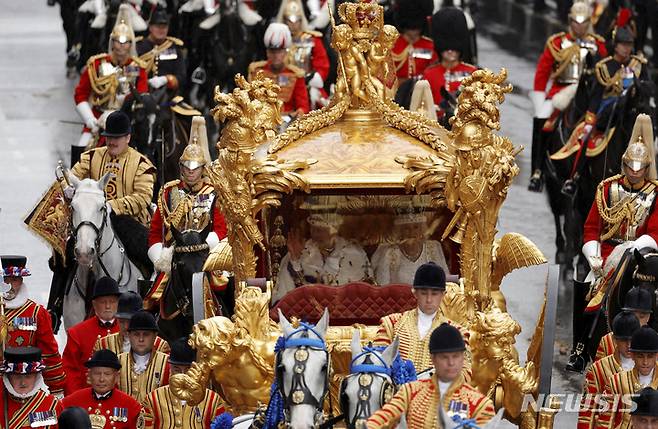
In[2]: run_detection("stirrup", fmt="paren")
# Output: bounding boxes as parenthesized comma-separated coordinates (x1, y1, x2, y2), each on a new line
(565, 343, 588, 373)
(561, 179, 577, 197)
(528, 170, 543, 193)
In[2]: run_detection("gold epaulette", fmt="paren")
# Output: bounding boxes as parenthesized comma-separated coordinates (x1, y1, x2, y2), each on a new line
(163, 179, 182, 190)
(632, 53, 648, 64)
(157, 180, 181, 226)
(135, 35, 144, 42)
(86, 53, 109, 69)
(590, 33, 605, 43)
(546, 32, 566, 50)
(286, 63, 306, 78)
(302, 30, 323, 38)
(167, 36, 184, 46)
(597, 174, 623, 193)
(248, 60, 268, 77)
(594, 56, 614, 87)
(421, 35, 433, 42)
(131, 55, 147, 69)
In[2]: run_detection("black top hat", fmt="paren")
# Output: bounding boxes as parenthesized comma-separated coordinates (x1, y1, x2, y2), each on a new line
(116, 291, 143, 319)
(630, 326, 658, 353)
(92, 277, 121, 299)
(101, 111, 132, 137)
(85, 349, 121, 370)
(168, 338, 196, 366)
(149, 7, 170, 25)
(612, 311, 641, 340)
(0, 347, 45, 374)
(413, 262, 446, 290)
(1, 255, 30, 277)
(431, 7, 470, 55)
(632, 387, 658, 417)
(393, 0, 433, 31)
(429, 323, 466, 353)
(59, 407, 92, 429)
(614, 26, 635, 44)
(128, 310, 159, 332)
(623, 287, 653, 313)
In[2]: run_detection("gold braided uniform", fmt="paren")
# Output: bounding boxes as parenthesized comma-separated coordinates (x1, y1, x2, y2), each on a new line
(578, 353, 624, 429)
(595, 332, 615, 362)
(143, 385, 224, 429)
(118, 351, 170, 403)
(594, 55, 647, 99)
(71, 146, 156, 225)
(599, 364, 658, 429)
(94, 332, 170, 355)
(366, 374, 495, 429)
(375, 309, 472, 377)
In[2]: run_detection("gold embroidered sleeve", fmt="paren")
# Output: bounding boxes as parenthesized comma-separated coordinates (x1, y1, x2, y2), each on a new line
(366, 383, 411, 429)
(108, 157, 156, 218)
(70, 150, 92, 180)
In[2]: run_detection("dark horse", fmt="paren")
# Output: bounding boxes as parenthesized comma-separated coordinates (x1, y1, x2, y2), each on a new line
(543, 76, 657, 282)
(157, 224, 235, 342)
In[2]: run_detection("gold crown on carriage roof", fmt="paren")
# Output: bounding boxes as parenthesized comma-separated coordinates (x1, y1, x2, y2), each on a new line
(338, 0, 384, 40)
(180, 116, 212, 170)
(623, 113, 656, 179)
(110, 4, 136, 44)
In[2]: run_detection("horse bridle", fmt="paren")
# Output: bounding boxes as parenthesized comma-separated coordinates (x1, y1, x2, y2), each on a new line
(340, 347, 395, 429)
(166, 242, 211, 318)
(276, 322, 330, 428)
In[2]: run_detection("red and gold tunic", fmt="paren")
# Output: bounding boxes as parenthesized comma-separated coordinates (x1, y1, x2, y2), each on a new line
(391, 36, 437, 80)
(595, 332, 616, 362)
(62, 388, 144, 429)
(5, 297, 65, 396)
(288, 31, 330, 81)
(577, 353, 623, 429)
(117, 351, 170, 404)
(533, 31, 607, 99)
(375, 308, 471, 377)
(0, 389, 61, 429)
(247, 61, 310, 114)
(94, 332, 170, 356)
(62, 316, 120, 396)
(366, 375, 495, 429)
(422, 62, 477, 105)
(143, 386, 224, 429)
(599, 365, 658, 429)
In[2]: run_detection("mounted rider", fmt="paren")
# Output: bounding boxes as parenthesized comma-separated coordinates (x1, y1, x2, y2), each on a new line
(390, 0, 436, 83)
(561, 26, 649, 195)
(528, 1, 607, 192)
(146, 116, 227, 309)
(72, 4, 149, 167)
(276, 0, 330, 109)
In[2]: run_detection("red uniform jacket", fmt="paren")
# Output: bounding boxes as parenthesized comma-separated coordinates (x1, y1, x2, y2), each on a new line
(392, 36, 438, 79)
(6, 299, 65, 395)
(62, 388, 143, 429)
(583, 177, 658, 262)
(533, 32, 607, 98)
(422, 62, 477, 105)
(577, 353, 623, 429)
(62, 316, 120, 396)
(248, 61, 310, 115)
(74, 54, 148, 119)
(309, 36, 330, 81)
(0, 389, 62, 429)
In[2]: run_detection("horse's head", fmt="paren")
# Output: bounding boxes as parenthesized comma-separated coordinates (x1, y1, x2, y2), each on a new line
(277, 308, 330, 429)
(68, 172, 113, 267)
(627, 78, 656, 118)
(171, 222, 212, 278)
(340, 331, 399, 429)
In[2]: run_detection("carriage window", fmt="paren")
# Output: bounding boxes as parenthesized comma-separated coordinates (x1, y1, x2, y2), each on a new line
(265, 194, 456, 303)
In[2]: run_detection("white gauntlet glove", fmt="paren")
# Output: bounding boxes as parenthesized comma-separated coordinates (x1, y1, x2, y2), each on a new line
(149, 75, 169, 89)
(582, 240, 603, 277)
(148, 243, 173, 274)
(76, 102, 99, 133)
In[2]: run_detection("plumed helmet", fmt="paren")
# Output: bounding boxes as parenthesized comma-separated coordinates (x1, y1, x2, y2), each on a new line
(569, 1, 591, 24)
(613, 26, 635, 44)
(431, 7, 469, 55)
(632, 387, 658, 417)
(409, 80, 437, 122)
(394, 0, 433, 31)
(413, 262, 446, 290)
(622, 114, 656, 179)
(612, 311, 641, 340)
(279, 0, 305, 24)
(429, 323, 466, 353)
(264, 22, 293, 49)
(110, 4, 136, 44)
(630, 326, 658, 353)
(180, 116, 212, 170)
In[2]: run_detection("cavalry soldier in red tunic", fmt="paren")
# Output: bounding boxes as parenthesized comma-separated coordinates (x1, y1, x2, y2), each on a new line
(248, 23, 310, 118)
(62, 277, 121, 396)
(0, 347, 62, 429)
(0, 256, 65, 398)
(143, 338, 225, 428)
(72, 4, 148, 167)
(367, 324, 495, 429)
(276, 0, 330, 109)
(390, 0, 436, 83)
(528, 1, 607, 192)
(578, 311, 640, 429)
(62, 350, 144, 429)
(422, 8, 477, 121)
(146, 116, 227, 308)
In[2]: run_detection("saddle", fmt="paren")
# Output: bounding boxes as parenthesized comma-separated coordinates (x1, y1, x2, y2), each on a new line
(110, 213, 154, 279)
(549, 120, 616, 161)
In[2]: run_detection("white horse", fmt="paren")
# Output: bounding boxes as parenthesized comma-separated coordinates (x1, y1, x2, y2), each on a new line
(65, 173, 140, 328)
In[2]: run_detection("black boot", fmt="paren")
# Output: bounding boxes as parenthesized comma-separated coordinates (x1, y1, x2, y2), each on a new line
(566, 279, 591, 373)
(70, 145, 85, 168)
(528, 117, 547, 193)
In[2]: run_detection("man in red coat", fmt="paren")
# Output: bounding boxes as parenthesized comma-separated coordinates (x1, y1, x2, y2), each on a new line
(391, 0, 436, 82)
(0, 347, 62, 429)
(527, 1, 607, 192)
(72, 4, 148, 167)
(62, 349, 144, 429)
(1, 256, 65, 398)
(422, 8, 477, 122)
(61, 277, 121, 395)
(248, 23, 310, 118)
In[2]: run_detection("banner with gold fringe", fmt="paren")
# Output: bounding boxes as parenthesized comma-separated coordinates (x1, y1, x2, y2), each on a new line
(23, 182, 70, 262)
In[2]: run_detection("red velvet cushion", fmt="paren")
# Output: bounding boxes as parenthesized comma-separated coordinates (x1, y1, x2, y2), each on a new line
(270, 282, 417, 325)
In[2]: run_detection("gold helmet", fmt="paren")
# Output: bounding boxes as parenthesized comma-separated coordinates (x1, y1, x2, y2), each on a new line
(110, 4, 136, 44)
(569, 1, 591, 24)
(180, 116, 212, 170)
(409, 80, 437, 122)
(622, 114, 656, 179)
(277, 0, 307, 26)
